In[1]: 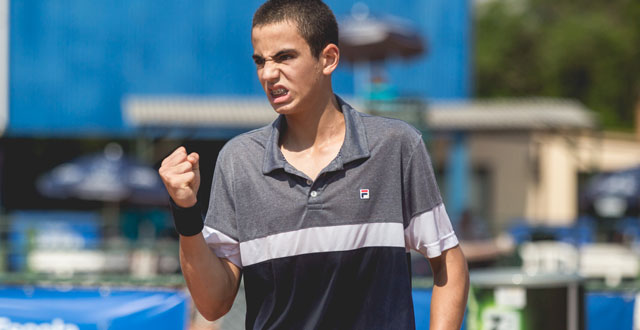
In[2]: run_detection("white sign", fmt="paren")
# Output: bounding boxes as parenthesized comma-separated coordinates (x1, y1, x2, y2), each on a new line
(0, 318, 79, 330)
(495, 286, 526, 309)
(482, 308, 520, 330)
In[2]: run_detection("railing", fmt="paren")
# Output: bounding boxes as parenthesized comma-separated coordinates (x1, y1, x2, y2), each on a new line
(365, 98, 428, 133)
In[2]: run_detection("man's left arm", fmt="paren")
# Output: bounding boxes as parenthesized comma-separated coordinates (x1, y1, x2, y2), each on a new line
(428, 245, 469, 330)
(400, 136, 469, 328)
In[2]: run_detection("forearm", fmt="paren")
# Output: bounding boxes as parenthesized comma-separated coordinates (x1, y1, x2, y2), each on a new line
(180, 233, 240, 321)
(429, 246, 470, 330)
(160, 148, 240, 320)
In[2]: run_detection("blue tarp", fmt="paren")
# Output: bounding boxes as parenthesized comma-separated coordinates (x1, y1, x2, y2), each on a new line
(413, 289, 433, 329)
(0, 286, 188, 329)
(586, 291, 636, 330)
(413, 289, 467, 330)
(413, 289, 636, 330)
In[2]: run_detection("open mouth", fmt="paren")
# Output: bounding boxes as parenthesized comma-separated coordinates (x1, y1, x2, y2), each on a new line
(270, 88, 289, 99)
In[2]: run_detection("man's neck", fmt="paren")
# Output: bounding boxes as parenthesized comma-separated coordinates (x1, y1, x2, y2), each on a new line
(281, 92, 345, 152)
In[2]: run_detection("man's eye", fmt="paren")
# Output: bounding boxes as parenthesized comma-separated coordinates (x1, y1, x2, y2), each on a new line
(276, 54, 294, 62)
(254, 58, 265, 66)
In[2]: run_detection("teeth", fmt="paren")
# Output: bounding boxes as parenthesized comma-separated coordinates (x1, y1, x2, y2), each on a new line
(271, 88, 287, 97)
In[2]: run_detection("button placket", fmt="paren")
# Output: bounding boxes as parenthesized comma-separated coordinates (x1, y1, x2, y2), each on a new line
(310, 173, 331, 198)
(306, 173, 329, 203)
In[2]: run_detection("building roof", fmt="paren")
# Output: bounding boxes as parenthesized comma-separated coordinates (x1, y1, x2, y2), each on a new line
(124, 96, 597, 137)
(426, 98, 597, 131)
(124, 96, 278, 128)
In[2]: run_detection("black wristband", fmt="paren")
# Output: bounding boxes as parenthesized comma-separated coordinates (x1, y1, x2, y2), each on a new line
(169, 199, 204, 237)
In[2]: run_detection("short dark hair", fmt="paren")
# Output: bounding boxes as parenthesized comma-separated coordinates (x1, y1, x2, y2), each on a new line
(252, 0, 339, 58)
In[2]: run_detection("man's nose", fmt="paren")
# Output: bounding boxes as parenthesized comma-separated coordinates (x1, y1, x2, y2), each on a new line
(261, 61, 279, 82)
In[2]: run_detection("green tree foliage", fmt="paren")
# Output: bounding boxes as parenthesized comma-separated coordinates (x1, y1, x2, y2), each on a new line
(474, 0, 640, 131)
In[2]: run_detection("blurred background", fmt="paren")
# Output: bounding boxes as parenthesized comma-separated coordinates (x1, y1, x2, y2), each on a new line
(0, 0, 639, 329)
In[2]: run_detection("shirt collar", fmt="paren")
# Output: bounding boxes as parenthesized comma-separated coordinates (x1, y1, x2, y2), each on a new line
(262, 95, 370, 174)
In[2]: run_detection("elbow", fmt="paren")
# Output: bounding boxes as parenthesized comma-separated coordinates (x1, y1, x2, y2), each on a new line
(199, 300, 234, 322)
(200, 311, 224, 323)
(200, 308, 229, 322)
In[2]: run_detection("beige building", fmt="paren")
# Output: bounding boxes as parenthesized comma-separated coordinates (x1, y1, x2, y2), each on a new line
(427, 99, 640, 233)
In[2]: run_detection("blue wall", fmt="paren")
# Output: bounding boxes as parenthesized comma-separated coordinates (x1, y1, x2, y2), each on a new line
(0, 286, 188, 329)
(9, 0, 470, 136)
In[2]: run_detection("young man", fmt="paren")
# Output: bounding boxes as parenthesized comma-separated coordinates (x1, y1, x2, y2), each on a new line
(159, 0, 469, 329)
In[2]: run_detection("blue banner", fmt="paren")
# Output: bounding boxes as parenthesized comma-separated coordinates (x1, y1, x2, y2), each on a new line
(413, 288, 638, 330)
(586, 291, 636, 330)
(0, 286, 188, 330)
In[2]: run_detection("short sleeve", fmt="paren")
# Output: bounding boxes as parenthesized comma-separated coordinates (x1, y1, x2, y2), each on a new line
(203, 147, 242, 268)
(402, 138, 459, 258)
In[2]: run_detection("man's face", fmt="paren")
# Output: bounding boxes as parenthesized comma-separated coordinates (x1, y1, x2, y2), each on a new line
(252, 21, 324, 115)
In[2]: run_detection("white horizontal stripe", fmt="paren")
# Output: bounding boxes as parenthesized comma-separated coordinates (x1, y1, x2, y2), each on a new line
(202, 225, 242, 268)
(239, 222, 406, 267)
(405, 203, 459, 258)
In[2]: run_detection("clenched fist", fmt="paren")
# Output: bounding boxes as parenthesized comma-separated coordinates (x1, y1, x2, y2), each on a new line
(159, 146, 201, 208)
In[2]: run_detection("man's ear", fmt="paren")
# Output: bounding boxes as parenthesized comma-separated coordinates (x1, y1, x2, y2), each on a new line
(321, 43, 339, 75)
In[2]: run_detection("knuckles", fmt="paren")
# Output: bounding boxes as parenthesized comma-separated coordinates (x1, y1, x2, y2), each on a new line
(159, 163, 197, 189)
(158, 149, 200, 201)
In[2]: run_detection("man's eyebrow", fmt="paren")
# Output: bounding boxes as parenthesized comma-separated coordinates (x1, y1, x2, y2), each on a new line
(273, 49, 298, 58)
(252, 49, 299, 61)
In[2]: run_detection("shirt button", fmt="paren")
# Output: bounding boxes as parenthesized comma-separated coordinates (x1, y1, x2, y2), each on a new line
(310, 191, 318, 197)
(306, 179, 312, 185)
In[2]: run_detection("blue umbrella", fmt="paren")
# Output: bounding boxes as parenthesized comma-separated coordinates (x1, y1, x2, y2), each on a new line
(339, 13, 426, 62)
(36, 144, 168, 206)
(580, 165, 640, 218)
(338, 4, 426, 99)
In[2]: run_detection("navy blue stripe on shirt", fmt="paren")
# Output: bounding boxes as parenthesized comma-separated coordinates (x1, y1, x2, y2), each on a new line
(243, 246, 416, 330)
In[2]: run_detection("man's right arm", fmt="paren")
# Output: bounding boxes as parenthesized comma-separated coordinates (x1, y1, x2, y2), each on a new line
(179, 231, 241, 321)
(159, 146, 241, 321)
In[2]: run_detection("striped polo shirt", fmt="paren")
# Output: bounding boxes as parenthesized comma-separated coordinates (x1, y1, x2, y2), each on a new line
(202, 96, 458, 329)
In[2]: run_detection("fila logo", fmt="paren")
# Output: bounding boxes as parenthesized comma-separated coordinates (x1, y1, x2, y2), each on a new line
(360, 189, 370, 200)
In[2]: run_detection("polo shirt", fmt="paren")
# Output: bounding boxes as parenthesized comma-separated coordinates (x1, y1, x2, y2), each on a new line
(200, 95, 458, 329)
